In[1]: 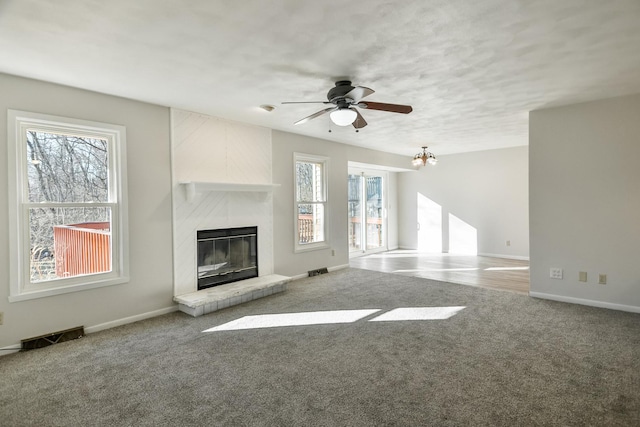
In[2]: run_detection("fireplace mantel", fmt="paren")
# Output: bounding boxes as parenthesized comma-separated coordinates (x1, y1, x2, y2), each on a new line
(180, 181, 281, 201)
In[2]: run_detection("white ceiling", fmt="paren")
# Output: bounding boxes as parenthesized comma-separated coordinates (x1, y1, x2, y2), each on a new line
(1, 0, 640, 156)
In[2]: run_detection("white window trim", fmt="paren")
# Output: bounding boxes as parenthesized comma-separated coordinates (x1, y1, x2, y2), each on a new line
(7, 110, 129, 302)
(294, 152, 330, 253)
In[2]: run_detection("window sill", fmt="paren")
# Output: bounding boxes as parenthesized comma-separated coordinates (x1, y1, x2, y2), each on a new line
(8, 276, 129, 302)
(294, 242, 330, 254)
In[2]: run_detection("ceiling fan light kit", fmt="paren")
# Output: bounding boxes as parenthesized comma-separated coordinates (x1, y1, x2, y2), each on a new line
(282, 80, 412, 130)
(412, 146, 438, 167)
(330, 108, 357, 126)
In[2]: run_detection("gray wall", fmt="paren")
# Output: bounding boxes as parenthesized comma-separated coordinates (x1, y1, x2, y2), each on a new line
(529, 94, 640, 311)
(272, 130, 408, 277)
(397, 146, 529, 258)
(0, 73, 174, 348)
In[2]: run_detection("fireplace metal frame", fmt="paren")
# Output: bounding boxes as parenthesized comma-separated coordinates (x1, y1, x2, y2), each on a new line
(196, 226, 258, 290)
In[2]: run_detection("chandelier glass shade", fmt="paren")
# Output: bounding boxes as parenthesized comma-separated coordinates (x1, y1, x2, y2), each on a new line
(412, 146, 438, 166)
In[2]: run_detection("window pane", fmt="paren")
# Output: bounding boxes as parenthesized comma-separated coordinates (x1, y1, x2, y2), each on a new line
(298, 203, 325, 244)
(296, 161, 324, 202)
(26, 130, 109, 203)
(366, 176, 383, 250)
(29, 207, 112, 282)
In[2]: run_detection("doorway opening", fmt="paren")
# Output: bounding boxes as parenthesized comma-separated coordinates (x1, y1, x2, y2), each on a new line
(348, 169, 387, 257)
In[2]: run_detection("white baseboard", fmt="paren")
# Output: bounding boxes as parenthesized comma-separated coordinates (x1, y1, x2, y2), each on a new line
(328, 263, 350, 272)
(0, 344, 22, 357)
(392, 249, 530, 261)
(84, 306, 179, 334)
(1, 306, 179, 357)
(529, 292, 640, 314)
(478, 252, 530, 261)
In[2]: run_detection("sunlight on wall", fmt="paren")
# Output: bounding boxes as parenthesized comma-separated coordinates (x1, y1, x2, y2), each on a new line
(417, 193, 442, 253)
(448, 213, 477, 255)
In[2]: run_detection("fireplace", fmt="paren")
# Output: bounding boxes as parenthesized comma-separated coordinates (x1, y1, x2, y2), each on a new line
(197, 226, 258, 290)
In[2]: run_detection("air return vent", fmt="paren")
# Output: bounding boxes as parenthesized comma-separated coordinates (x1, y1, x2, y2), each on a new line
(308, 267, 329, 277)
(21, 326, 84, 351)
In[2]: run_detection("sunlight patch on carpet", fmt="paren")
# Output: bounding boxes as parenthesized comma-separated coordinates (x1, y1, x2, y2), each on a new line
(203, 309, 380, 332)
(369, 306, 466, 322)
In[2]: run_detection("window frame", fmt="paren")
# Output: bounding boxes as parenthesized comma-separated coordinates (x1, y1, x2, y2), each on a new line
(7, 110, 129, 302)
(293, 152, 329, 253)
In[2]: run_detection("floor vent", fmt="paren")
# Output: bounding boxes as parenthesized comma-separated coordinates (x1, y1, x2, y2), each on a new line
(21, 326, 84, 351)
(308, 267, 329, 277)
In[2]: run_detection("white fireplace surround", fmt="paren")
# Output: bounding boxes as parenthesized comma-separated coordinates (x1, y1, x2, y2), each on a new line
(171, 109, 278, 298)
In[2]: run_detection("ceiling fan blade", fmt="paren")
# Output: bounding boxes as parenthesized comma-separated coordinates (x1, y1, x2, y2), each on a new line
(358, 102, 413, 114)
(344, 86, 374, 103)
(294, 107, 336, 125)
(352, 109, 367, 129)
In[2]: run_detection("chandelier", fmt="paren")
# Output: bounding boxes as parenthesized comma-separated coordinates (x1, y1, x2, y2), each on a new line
(412, 146, 438, 167)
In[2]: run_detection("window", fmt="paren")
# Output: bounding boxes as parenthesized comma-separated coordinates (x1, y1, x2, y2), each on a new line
(294, 153, 328, 252)
(7, 110, 128, 301)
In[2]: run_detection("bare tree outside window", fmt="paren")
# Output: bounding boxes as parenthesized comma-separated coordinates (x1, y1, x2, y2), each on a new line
(8, 110, 128, 301)
(295, 156, 326, 246)
(25, 130, 111, 282)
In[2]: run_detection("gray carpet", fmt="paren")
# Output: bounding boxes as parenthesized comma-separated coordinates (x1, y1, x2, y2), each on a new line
(1, 268, 639, 426)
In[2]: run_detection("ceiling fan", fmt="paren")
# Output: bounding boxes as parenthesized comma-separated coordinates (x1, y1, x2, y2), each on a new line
(282, 80, 412, 129)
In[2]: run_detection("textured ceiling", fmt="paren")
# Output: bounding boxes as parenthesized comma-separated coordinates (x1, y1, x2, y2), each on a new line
(1, 0, 640, 156)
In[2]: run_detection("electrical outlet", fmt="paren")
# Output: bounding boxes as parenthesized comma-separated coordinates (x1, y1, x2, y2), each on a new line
(0, 311, 4, 325)
(506, 240, 511, 246)
(579, 271, 588, 282)
(550, 268, 563, 279)
(331, 249, 335, 256)
(599, 274, 607, 285)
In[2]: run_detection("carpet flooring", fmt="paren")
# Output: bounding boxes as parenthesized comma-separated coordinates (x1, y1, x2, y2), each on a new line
(1, 268, 639, 426)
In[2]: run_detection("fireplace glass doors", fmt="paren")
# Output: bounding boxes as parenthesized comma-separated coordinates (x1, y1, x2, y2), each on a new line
(197, 226, 257, 290)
